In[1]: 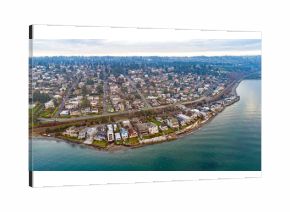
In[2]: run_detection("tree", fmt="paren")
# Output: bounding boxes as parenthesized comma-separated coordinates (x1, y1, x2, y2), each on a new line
(87, 79, 94, 85)
(96, 84, 103, 95)
(33, 91, 50, 103)
(99, 71, 105, 80)
(82, 86, 88, 96)
(121, 86, 128, 93)
(81, 97, 90, 108)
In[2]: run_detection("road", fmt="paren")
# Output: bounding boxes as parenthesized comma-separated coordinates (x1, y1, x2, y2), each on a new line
(38, 95, 207, 123)
(54, 74, 82, 117)
(102, 79, 108, 115)
(126, 76, 152, 109)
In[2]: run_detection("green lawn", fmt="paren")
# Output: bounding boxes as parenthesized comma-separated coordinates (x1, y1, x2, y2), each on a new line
(39, 107, 55, 118)
(142, 132, 163, 139)
(147, 118, 162, 126)
(107, 105, 114, 113)
(124, 137, 139, 145)
(86, 112, 99, 116)
(162, 128, 175, 135)
(51, 106, 59, 117)
(114, 140, 123, 145)
(92, 140, 108, 148)
(29, 103, 44, 127)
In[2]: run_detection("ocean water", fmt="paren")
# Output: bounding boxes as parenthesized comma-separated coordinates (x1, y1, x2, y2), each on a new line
(30, 80, 261, 171)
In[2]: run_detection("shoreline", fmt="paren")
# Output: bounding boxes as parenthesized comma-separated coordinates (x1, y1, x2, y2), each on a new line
(32, 81, 242, 152)
(33, 106, 227, 152)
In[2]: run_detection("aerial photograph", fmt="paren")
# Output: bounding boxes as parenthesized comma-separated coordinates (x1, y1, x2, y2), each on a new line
(29, 36, 261, 171)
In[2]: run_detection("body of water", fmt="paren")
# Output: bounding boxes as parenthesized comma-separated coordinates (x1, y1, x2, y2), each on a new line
(30, 80, 261, 171)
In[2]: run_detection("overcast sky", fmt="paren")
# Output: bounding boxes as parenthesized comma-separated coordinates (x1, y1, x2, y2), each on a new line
(33, 39, 261, 56)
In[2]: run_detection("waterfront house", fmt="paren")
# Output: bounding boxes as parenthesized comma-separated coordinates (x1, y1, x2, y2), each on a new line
(97, 125, 106, 132)
(86, 127, 97, 138)
(63, 126, 78, 137)
(176, 113, 191, 126)
(107, 130, 114, 142)
(94, 131, 106, 141)
(120, 128, 128, 140)
(202, 106, 210, 112)
(147, 122, 159, 135)
(78, 129, 87, 139)
(136, 123, 149, 136)
(200, 112, 208, 119)
(128, 128, 138, 138)
(166, 118, 179, 129)
(191, 109, 201, 116)
(107, 124, 114, 142)
(159, 125, 168, 131)
(115, 133, 121, 141)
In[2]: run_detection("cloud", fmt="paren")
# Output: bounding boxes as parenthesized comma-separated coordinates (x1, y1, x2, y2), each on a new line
(33, 39, 261, 56)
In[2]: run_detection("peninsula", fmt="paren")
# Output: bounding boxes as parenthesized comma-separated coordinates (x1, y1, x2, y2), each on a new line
(29, 56, 261, 151)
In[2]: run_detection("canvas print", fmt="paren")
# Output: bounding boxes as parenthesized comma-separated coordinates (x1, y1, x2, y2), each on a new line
(29, 25, 261, 186)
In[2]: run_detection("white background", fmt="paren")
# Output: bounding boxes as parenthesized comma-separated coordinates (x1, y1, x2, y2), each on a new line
(0, 0, 289, 211)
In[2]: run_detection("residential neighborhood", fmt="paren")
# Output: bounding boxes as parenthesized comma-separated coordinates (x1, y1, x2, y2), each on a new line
(29, 56, 257, 149)
(53, 94, 238, 149)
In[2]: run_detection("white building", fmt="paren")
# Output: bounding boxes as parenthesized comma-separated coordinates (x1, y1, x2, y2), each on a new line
(54, 94, 62, 99)
(107, 124, 113, 132)
(45, 100, 55, 109)
(166, 118, 179, 129)
(113, 124, 118, 132)
(86, 127, 97, 138)
(115, 133, 121, 141)
(198, 87, 204, 94)
(78, 129, 87, 139)
(60, 110, 69, 116)
(120, 128, 128, 139)
(122, 120, 131, 128)
(176, 114, 191, 124)
(191, 109, 200, 114)
(202, 106, 210, 112)
(63, 126, 78, 137)
(107, 124, 114, 142)
(147, 122, 159, 135)
(159, 125, 168, 131)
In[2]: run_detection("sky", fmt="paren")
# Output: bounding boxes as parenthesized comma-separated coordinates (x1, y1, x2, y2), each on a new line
(32, 39, 261, 57)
